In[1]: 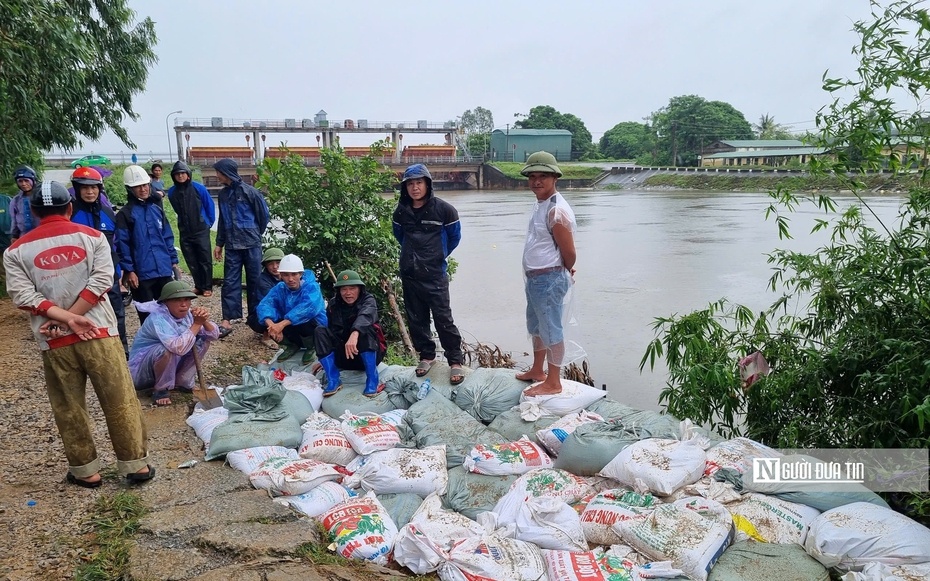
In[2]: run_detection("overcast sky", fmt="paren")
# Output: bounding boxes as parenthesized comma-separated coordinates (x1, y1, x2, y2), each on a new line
(81, 0, 880, 157)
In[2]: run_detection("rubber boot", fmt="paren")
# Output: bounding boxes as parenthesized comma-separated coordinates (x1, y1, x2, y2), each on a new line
(301, 336, 316, 365)
(361, 351, 383, 397)
(319, 353, 342, 396)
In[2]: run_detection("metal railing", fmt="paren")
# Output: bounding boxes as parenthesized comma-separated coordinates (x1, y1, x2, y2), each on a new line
(175, 117, 459, 131)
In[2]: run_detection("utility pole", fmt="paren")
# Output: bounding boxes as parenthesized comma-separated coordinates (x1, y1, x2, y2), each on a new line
(506, 123, 510, 161)
(671, 121, 678, 167)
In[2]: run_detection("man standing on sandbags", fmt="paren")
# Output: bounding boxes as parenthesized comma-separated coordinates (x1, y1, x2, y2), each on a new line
(3, 181, 153, 488)
(516, 152, 582, 396)
(315, 270, 387, 398)
(392, 164, 465, 385)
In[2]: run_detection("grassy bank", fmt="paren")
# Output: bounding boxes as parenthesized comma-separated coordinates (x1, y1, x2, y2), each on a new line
(490, 162, 604, 180)
(638, 172, 903, 191)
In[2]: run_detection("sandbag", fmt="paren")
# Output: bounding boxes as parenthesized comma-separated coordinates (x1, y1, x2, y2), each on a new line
(381, 362, 460, 401)
(536, 410, 603, 457)
(463, 438, 554, 476)
(554, 419, 644, 476)
(185, 407, 229, 451)
(843, 562, 930, 581)
(455, 367, 532, 423)
(486, 408, 560, 443)
(319, 491, 398, 566)
(248, 456, 341, 497)
(705, 437, 782, 477)
(415, 411, 509, 467)
(728, 493, 821, 544)
(804, 502, 930, 571)
(490, 491, 587, 551)
(404, 389, 466, 433)
(298, 413, 357, 466)
(621, 409, 691, 440)
(708, 540, 829, 581)
(509, 468, 594, 504)
(205, 414, 302, 461)
(673, 496, 734, 530)
(518, 379, 607, 419)
(599, 438, 707, 496)
(438, 534, 547, 581)
(273, 481, 355, 518)
(617, 503, 734, 581)
(226, 446, 299, 475)
(344, 445, 448, 496)
(280, 370, 323, 411)
(340, 412, 400, 454)
(280, 389, 316, 424)
(376, 492, 424, 529)
(394, 494, 487, 574)
(579, 489, 658, 546)
(443, 466, 517, 521)
(320, 369, 400, 417)
(585, 398, 637, 420)
(544, 547, 686, 581)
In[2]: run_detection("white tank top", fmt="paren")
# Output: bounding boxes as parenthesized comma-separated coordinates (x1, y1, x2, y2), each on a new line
(522, 192, 576, 271)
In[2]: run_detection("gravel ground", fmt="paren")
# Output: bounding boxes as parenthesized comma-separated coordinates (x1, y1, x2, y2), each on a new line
(0, 281, 268, 580)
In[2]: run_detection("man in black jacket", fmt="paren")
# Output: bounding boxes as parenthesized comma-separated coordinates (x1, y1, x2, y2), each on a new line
(391, 164, 465, 385)
(167, 161, 215, 297)
(314, 270, 386, 397)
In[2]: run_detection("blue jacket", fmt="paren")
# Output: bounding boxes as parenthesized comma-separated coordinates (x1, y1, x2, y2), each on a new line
(392, 180, 461, 280)
(214, 159, 268, 250)
(71, 195, 121, 280)
(115, 193, 179, 281)
(256, 270, 328, 327)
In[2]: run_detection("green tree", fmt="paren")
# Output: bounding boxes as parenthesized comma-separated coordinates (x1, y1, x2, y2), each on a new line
(460, 106, 494, 159)
(0, 0, 157, 176)
(514, 105, 596, 159)
(753, 114, 794, 140)
(640, 0, 930, 484)
(599, 121, 653, 160)
(256, 143, 402, 335)
(649, 95, 753, 165)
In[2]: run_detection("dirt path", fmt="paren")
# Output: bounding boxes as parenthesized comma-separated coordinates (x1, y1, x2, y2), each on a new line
(0, 288, 400, 580)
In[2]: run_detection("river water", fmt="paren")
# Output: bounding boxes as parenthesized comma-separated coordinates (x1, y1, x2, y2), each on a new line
(443, 188, 905, 411)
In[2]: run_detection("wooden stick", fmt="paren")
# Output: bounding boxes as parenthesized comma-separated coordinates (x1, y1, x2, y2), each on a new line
(381, 278, 416, 359)
(323, 260, 337, 282)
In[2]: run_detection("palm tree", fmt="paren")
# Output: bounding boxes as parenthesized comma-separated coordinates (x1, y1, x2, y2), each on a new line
(754, 114, 787, 139)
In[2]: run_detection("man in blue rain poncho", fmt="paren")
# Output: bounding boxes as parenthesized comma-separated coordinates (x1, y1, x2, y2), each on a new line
(256, 254, 327, 365)
(129, 281, 220, 406)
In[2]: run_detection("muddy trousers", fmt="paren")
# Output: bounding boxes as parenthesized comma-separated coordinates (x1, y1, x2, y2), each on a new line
(42, 337, 149, 478)
(401, 275, 463, 365)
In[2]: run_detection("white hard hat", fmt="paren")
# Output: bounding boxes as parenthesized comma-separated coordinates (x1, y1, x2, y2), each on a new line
(278, 254, 304, 273)
(123, 165, 150, 187)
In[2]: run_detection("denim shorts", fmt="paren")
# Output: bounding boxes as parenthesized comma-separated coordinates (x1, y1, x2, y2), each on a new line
(525, 269, 571, 346)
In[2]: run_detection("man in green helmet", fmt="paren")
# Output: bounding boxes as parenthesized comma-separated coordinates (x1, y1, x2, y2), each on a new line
(516, 151, 581, 396)
(314, 270, 387, 398)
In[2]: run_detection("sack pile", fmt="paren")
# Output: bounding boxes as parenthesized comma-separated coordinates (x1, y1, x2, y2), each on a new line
(184, 363, 930, 580)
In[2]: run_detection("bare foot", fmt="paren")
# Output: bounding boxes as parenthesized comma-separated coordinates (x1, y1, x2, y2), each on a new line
(516, 370, 547, 382)
(523, 379, 563, 397)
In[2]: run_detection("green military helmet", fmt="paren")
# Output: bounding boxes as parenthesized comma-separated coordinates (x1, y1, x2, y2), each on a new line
(521, 151, 563, 177)
(158, 281, 198, 302)
(261, 247, 285, 264)
(334, 270, 365, 288)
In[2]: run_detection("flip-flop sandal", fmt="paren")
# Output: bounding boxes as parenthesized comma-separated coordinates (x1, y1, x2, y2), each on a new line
(152, 390, 171, 406)
(126, 465, 156, 484)
(449, 365, 466, 386)
(66, 472, 102, 489)
(217, 326, 233, 339)
(415, 360, 435, 377)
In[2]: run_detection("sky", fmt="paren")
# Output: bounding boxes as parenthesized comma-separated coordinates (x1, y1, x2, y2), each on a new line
(77, 0, 881, 158)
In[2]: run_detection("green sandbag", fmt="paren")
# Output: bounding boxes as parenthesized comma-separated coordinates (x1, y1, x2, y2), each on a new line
(553, 420, 644, 476)
(376, 493, 424, 529)
(381, 363, 459, 401)
(455, 367, 530, 424)
(320, 369, 399, 417)
(404, 391, 468, 434)
(707, 540, 829, 581)
(416, 414, 509, 467)
(585, 398, 637, 420)
(486, 408, 560, 443)
(443, 466, 517, 521)
(205, 415, 302, 461)
(281, 390, 315, 424)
